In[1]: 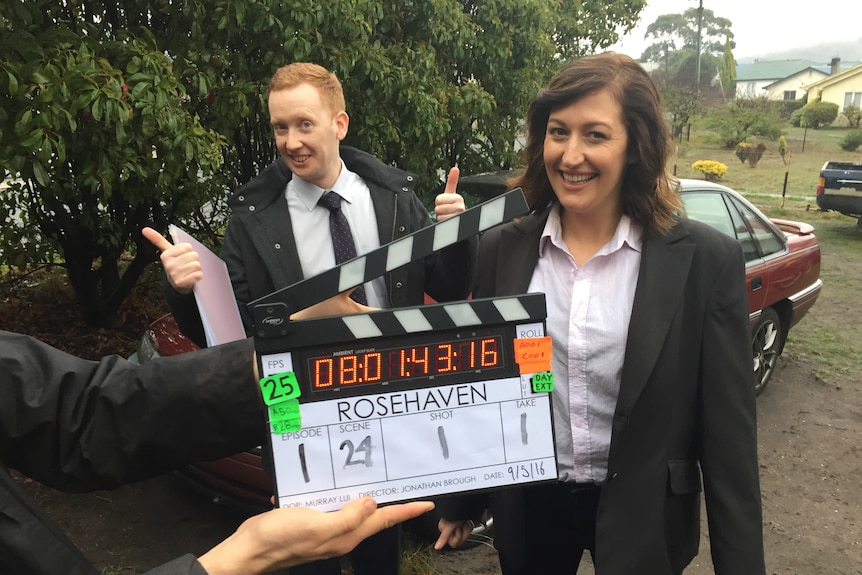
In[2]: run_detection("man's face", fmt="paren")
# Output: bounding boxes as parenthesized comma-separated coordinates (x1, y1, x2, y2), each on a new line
(268, 83, 348, 190)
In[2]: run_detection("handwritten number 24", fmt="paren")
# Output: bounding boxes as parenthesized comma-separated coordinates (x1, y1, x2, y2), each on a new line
(340, 436, 373, 468)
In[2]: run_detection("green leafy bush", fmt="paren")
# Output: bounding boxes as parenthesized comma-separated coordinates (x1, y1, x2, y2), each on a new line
(840, 129, 862, 152)
(704, 98, 783, 148)
(692, 160, 728, 181)
(801, 101, 840, 128)
(789, 108, 803, 127)
(844, 105, 862, 128)
(777, 98, 805, 120)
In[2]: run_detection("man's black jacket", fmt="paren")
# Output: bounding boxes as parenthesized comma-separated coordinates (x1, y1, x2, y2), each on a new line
(0, 331, 262, 574)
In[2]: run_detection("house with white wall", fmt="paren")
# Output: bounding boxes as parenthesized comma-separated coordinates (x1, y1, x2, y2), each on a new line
(735, 59, 820, 99)
(803, 62, 862, 115)
(762, 67, 829, 100)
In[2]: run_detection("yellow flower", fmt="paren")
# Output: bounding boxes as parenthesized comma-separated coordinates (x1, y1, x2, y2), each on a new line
(691, 160, 728, 181)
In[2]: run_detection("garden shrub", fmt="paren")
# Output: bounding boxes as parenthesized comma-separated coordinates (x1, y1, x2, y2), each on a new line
(789, 109, 803, 127)
(734, 142, 766, 167)
(801, 101, 839, 128)
(747, 143, 766, 167)
(692, 160, 728, 181)
(777, 99, 805, 120)
(844, 106, 862, 129)
(840, 129, 862, 152)
(704, 98, 783, 148)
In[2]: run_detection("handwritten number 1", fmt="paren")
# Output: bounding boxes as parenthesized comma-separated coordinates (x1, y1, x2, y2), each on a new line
(438, 426, 449, 459)
(298, 443, 310, 483)
(521, 412, 528, 445)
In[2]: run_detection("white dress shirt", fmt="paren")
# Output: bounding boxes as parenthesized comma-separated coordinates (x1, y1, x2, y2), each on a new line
(285, 160, 389, 308)
(528, 206, 642, 483)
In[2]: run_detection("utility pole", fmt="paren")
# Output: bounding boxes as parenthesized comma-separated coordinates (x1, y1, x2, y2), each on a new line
(695, 0, 703, 94)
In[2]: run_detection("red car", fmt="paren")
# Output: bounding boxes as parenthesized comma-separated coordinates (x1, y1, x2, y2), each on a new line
(131, 177, 820, 533)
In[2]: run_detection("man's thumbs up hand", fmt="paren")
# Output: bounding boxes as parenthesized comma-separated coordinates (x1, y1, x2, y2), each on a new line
(434, 166, 465, 222)
(142, 227, 203, 295)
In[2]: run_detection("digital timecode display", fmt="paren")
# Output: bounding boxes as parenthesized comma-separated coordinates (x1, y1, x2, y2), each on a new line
(301, 327, 514, 392)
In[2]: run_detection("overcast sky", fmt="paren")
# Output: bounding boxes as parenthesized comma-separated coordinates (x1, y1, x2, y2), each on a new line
(607, 0, 862, 61)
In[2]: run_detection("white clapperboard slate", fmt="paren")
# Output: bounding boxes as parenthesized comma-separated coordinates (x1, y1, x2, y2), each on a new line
(250, 189, 557, 511)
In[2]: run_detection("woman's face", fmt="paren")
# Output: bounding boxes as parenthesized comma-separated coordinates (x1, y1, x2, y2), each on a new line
(543, 88, 630, 222)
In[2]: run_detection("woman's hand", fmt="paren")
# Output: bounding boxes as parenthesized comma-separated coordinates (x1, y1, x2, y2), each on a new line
(198, 498, 434, 575)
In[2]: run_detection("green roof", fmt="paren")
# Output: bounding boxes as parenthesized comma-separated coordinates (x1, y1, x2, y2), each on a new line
(735, 59, 820, 81)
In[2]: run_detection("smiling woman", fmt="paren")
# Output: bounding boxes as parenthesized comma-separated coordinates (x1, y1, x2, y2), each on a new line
(435, 52, 767, 575)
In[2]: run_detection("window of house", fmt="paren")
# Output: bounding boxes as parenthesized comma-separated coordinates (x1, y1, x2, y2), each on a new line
(783, 90, 796, 100)
(844, 92, 862, 109)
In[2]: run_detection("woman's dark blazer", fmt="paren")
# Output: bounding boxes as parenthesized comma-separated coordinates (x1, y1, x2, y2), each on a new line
(454, 207, 766, 575)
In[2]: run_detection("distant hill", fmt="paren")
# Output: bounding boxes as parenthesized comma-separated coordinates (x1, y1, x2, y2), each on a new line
(737, 38, 862, 64)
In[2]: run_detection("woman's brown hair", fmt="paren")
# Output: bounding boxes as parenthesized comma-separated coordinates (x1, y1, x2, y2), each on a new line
(509, 52, 683, 237)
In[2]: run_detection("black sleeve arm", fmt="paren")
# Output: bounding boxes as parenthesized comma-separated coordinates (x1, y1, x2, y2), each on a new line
(0, 331, 263, 492)
(162, 278, 208, 349)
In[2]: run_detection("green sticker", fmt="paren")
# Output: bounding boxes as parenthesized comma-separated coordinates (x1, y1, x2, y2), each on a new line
(269, 399, 300, 420)
(532, 372, 554, 393)
(270, 417, 302, 434)
(259, 371, 301, 405)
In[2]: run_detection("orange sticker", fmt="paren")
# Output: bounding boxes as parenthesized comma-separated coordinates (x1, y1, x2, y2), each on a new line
(513, 336, 552, 374)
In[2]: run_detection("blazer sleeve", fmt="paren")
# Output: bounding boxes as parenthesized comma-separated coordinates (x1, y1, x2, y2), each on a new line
(220, 215, 259, 335)
(698, 242, 767, 574)
(0, 331, 263, 492)
(163, 278, 207, 349)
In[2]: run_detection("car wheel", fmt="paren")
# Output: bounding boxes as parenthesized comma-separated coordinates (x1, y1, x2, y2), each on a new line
(752, 307, 781, 396)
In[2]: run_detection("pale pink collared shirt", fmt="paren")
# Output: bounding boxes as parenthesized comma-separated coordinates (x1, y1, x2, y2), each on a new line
(528, 206, 642, 483)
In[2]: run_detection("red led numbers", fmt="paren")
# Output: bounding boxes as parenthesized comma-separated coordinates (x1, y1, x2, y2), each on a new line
(481, 338, 498, 367)
(436, 344, 454, 373)
(362, 352, 382, 382)
(309, 336, 503, 390)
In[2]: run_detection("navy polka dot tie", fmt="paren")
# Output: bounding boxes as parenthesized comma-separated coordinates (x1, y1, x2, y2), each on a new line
(319, 191, 368, 305)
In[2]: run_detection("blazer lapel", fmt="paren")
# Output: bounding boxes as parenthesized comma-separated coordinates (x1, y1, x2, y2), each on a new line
(616, 223, 695, 416)
(494, 211, 547, 296)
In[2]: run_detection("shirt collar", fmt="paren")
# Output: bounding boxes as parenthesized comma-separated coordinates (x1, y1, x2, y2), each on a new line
(538, 205, 643, 258)
(288, 159, 356, 211)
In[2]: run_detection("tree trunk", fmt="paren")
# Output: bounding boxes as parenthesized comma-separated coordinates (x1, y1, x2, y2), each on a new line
(60, 241, 151, 328)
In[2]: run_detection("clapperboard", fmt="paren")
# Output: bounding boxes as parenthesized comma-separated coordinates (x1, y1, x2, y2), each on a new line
(251, 189, 557, 511)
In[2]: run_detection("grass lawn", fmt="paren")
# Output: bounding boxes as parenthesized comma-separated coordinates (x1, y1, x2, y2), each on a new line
(673, 125, 862, 204)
